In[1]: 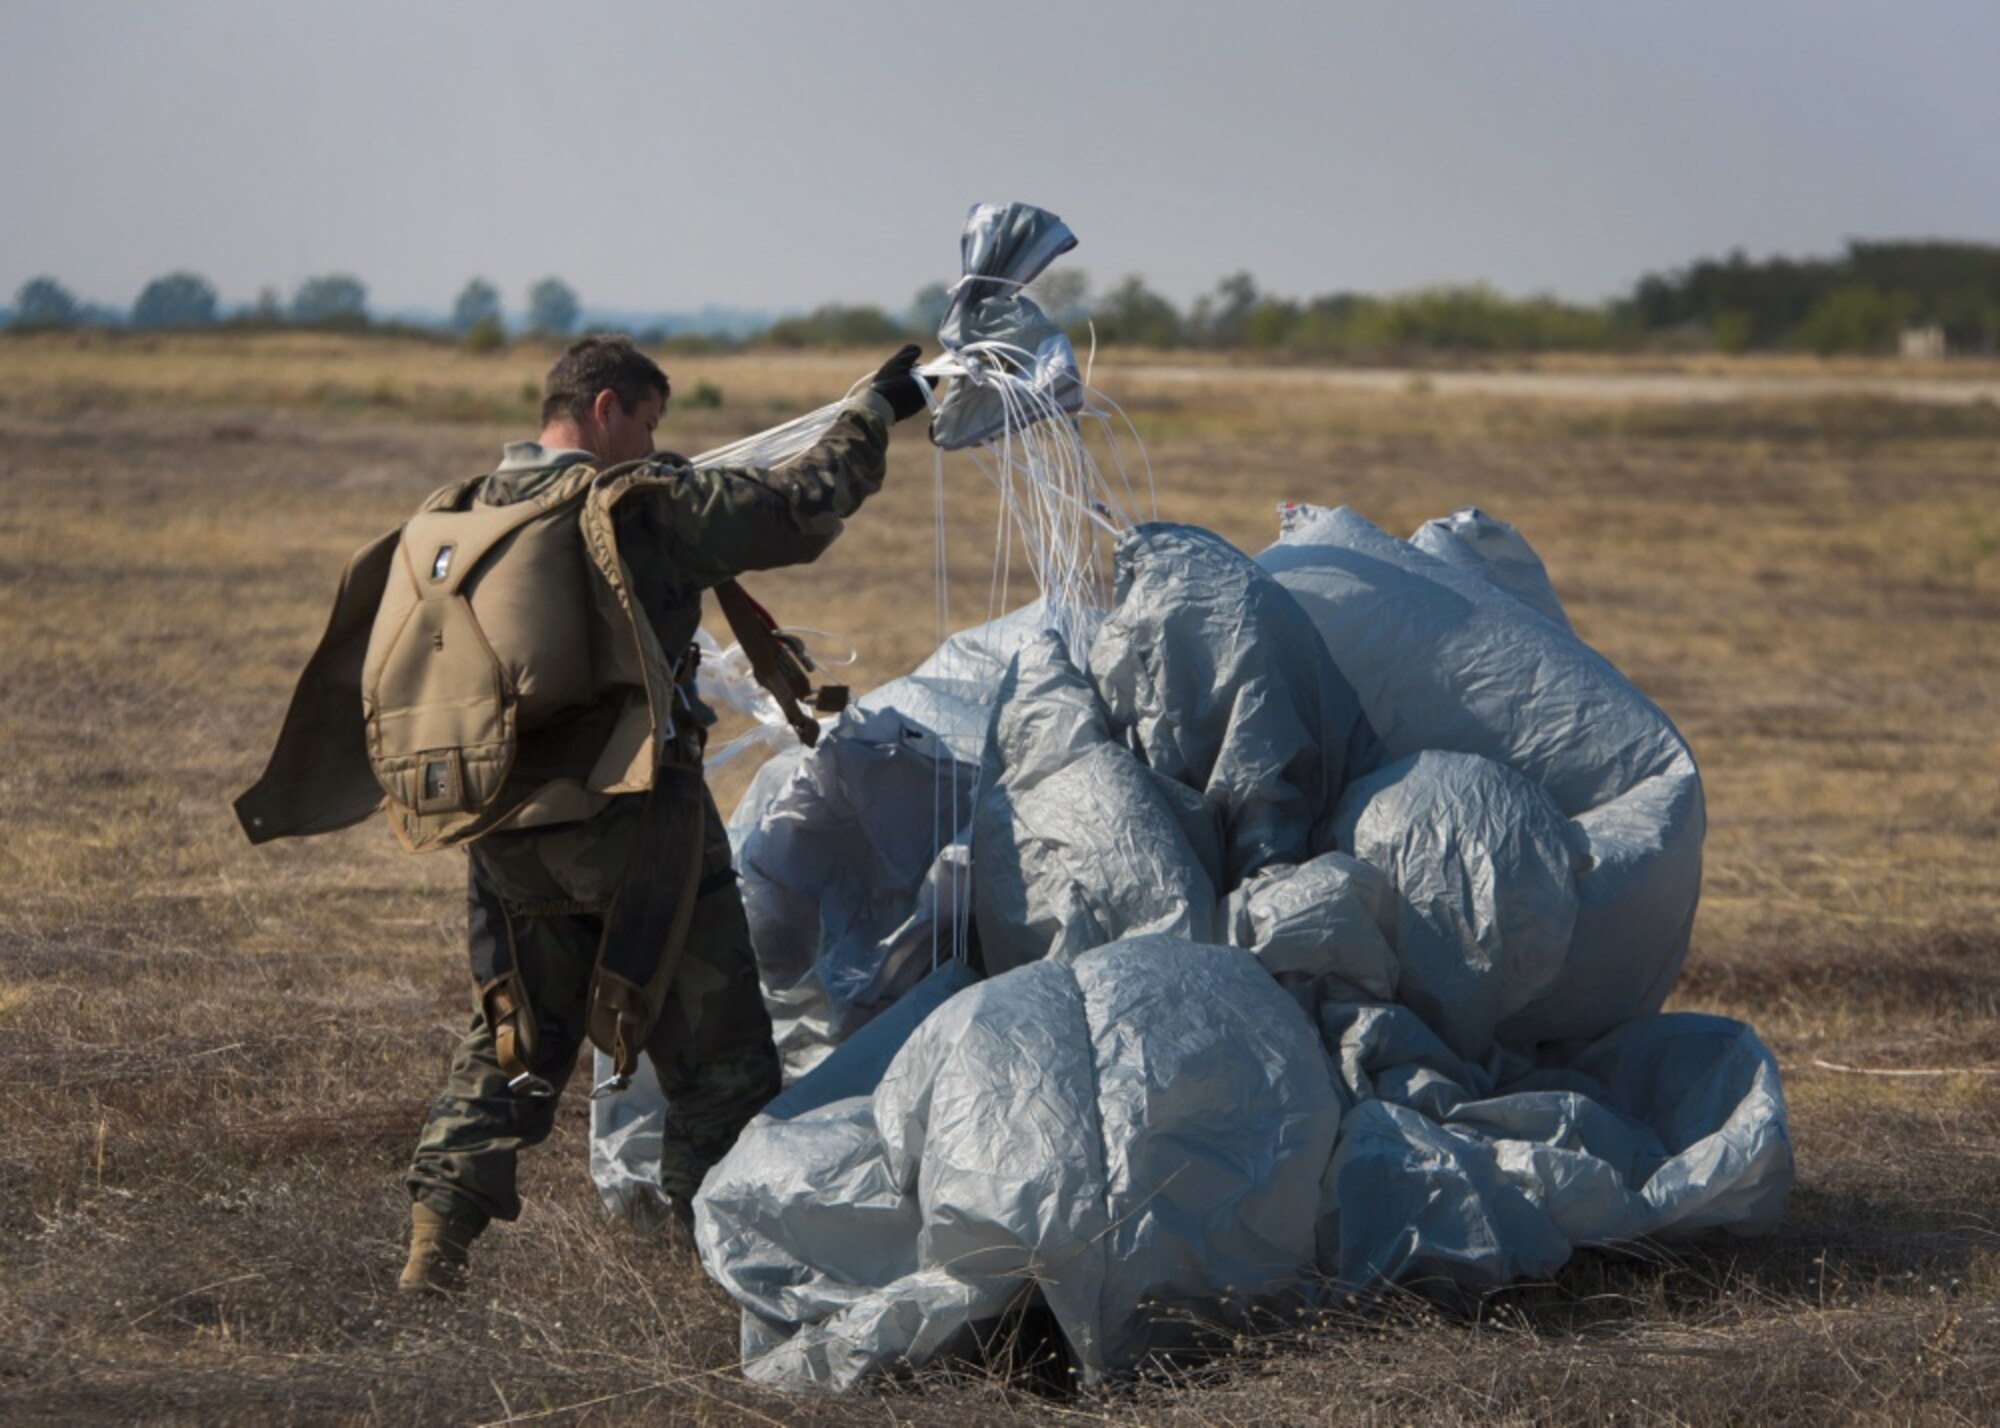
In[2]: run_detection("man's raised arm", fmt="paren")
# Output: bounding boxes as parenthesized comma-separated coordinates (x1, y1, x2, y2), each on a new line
(610, 346, 930, 595)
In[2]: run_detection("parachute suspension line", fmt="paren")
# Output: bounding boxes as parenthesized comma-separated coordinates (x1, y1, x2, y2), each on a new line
(959, 397, 1118, 650)
(692, 212, 1161, 983)
(1071, 318, 1155, 522)
(931, 432, 955, 972)
(689, 268, 1158, 969)
(690, 399, 845, 473)
(913, 324, 1158, 972)
(941, 438, 970, 966)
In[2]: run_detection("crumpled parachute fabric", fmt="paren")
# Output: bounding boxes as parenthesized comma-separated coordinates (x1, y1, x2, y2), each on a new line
(592, 506, 1792, 1392)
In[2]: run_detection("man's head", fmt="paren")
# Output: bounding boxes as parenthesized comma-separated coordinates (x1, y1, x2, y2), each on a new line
(539, 335, 670, 464)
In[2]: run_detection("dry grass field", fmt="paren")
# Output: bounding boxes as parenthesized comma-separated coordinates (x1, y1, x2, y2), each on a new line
(1, 331, 1996, 1425)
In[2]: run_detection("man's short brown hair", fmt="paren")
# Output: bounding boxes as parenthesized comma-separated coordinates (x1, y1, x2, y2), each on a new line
(541, 335, 670, 425)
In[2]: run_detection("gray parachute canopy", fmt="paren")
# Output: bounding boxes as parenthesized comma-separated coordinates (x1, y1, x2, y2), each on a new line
(592, 506, 1791, 1392)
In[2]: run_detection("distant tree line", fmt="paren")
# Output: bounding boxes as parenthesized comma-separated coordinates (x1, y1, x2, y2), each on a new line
(9, 241, 1999, 356)
(1624, 241, 2000, 355)
(2, 272, 585, 343)
(1011, 241, 2000, 356)
(872, 243, 1999, 357)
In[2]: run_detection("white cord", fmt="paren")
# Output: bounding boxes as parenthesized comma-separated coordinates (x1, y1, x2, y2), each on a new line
(686, 286, 1158, 975)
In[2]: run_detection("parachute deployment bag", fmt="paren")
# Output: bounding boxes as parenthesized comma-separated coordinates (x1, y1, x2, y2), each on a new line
(361, 472, 598, 852)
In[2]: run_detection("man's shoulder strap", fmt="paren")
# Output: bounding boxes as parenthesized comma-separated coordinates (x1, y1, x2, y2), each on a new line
(540, 461, 607, 505)
(419, 458, 630, 522)
(418, 476, 483, 515)
(581, 452, 691, 505)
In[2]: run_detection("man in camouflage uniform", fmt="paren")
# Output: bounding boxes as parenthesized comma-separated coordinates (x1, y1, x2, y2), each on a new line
(389, 336, 932, 1290)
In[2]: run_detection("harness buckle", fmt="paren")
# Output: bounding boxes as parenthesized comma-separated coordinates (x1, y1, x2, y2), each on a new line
(506, 1070, 557, 1099)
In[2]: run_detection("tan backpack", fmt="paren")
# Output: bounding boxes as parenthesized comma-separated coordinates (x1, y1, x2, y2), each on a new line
(361, 466, 608, 851)
(357, 458, 850, 856)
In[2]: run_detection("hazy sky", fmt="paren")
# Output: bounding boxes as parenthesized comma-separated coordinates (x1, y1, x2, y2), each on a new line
(4, 1, 1996, 316)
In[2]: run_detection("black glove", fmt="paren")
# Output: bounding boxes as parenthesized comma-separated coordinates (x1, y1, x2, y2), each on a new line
(868, 344, 930, 423)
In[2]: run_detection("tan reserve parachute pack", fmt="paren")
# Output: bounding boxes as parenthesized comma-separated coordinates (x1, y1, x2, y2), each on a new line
(365, 462, 627, 850)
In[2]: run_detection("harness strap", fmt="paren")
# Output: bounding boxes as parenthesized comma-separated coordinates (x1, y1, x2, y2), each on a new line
(463, 865, 541, 1087)
(504, 898, 598, 919)
(713, 579, 847, 749)
(585, 761, 707, 1082)
(485, 973, 533, 1083)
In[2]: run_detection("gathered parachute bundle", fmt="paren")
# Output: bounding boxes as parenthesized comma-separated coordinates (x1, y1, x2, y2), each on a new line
(588, 204, 1793, 1393)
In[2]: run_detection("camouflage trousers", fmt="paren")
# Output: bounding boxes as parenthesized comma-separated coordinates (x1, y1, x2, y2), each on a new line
(406, 789, 780, 1231)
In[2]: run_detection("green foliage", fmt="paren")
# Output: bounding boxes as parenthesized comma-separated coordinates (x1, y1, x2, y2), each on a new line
(12, 276, 79, 330)
(1626, 240, 2000, 353)
(290, 273, 368, 327)
(1794, 285, 1907, 355)
(131, 271, 218, 330)
(1060, 274, 1616, 355)
(683, 378, 724, 409)
(1240, 298, 1301, 348)
(1711, 309, 1754, 355)
(450, 278, 502, 336)
(1375, 287, 1610, 353)
(1287, 293, 1367, 350)
(1626, 248, 1839, 346)
(762, 304, 907, 348)
(1924, 286, 2000, 354)
(1190, 271, 1260, 346)
(460, 316, 506, 354)
(1847, 241, 2000, 315)
(1092, 275, 1184, 347)
(527, 277, 579, 337)
(1185, 284, 1614, 355)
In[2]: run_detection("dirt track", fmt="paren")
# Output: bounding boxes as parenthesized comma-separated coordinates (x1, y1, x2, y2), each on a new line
(1123, 361, 2000, 405)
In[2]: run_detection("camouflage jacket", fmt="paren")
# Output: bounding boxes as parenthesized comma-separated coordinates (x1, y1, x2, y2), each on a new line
(233, 392, 893, 846)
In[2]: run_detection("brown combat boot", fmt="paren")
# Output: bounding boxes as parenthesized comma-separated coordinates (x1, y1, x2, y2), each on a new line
(398, 1201, 479, 1295)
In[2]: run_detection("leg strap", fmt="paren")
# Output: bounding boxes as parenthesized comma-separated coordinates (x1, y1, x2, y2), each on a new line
(466, 867, 541, 1086)
(504, 898, 599, 918)
(586, 762, 706, 1082)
